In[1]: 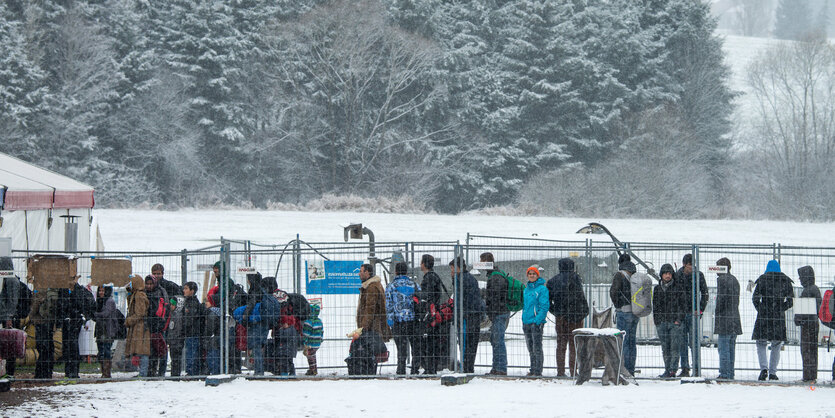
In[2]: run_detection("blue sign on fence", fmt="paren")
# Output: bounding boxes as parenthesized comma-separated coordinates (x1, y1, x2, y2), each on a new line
(305, 260, 363, 294)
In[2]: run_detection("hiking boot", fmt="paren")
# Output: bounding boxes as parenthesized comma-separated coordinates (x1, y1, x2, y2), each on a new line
(488, 370, 507, 376)
(677, 368, 690, 377)
(758, 369, 768, 381)
(769, 374, 778, 381)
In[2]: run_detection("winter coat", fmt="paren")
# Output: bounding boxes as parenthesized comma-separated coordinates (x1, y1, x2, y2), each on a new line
(125, 276, 151, 356)
(277, 326, 301, 358)
(144, 278, 169, 333)
(457, 271, 484, 317)
(609, 270, 632, 311)
(421, 270, 445, 307)
(166, 297, 186, 349)
(652, 265, 686, 326)
(0, 276, 19, 322)
(61, 283, 95, 331)
(795, 266, 822, 328)
(485, 270, 509, 320)
(522, 278, 549, 325)
(156, 277, 183, 298)
(714, 272, 742, 335)
(302, 304, 323, 349)
(751, 271, 794, 341)
(357, 275, 391, 342)
(676, 267, 709, 314)
(182, 295, 206, 339)
(547, 258, 589, 323)
(385, 275, 420, 324)
(94, 287, 118, 341)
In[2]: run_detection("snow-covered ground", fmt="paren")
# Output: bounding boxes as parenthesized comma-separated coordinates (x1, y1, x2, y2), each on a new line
(3, 377, 833, 417)
(93, 209, 835, 251)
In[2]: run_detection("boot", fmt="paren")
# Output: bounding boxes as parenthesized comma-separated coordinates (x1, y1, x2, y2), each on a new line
(101, 360, 112, 378)
(677, 368, 690, 377)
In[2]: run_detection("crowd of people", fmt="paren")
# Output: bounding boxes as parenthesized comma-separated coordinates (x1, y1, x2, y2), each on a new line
(1, 251, 834, 383)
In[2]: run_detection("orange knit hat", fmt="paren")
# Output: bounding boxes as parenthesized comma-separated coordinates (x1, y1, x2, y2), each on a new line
(526, 265, 540, 277)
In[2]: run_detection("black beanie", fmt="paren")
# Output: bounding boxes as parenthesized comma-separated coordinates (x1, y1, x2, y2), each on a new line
(682, 254, 693, 266)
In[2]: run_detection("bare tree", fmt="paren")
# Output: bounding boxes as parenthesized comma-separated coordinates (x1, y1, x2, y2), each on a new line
(745, 35, 835, 218)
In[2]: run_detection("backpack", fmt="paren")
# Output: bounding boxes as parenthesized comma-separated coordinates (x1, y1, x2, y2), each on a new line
(819, 289, 835, 329)
(287, 293, 311, 322)
(627, 271, 654, 317)
(114, 309, 127, 340)
(489, 271, 524, 312)
(38, 288, 61, 320)
(260, 294, 281, 327)
(146, 296, 172, 333)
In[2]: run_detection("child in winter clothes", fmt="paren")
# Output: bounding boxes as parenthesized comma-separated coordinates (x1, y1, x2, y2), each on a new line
(302, 304, 324, 375)
(522, 265, 549, 376)
(795, 266, 821, 382)
(277, 316, 301, 376)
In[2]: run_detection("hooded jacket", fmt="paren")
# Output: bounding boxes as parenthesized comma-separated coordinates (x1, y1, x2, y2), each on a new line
(125, 275, 151, 356)
(457, 270, 484, 317)
(357, 275, 391, 341)
(522, 277, 549, 325)
(94, 286, 119, 341)
(485, 268, 509, 319)
(652, 264, 686, 326)
(714, 270, 742, 335)
(302, 304, 323, 349)
(676, 266, 709, 314)
(547, 258, 589, 323)
(795, 266, 822, 327)
(752, 261, 794, 341)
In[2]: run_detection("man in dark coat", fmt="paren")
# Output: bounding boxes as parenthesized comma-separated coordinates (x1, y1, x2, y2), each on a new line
(752, 260, 794, 380)
(676, 253, 708, 377)
(610, 253, 638, 376)
(450, 256, 484, 374)
(483, 252, 509, 376)
(653, 263, 685, 378)
(144, 275, 169, 377)
(419, 254, 445, 374)
(714, 257, 742, 380)
(547, 258, 588, 377)
(60, 281, 95, 379)
(795, 265, 822, 382)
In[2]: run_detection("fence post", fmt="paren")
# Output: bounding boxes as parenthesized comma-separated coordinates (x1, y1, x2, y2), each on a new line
(454, 243, 464, 373)
(585, 238, 592, 328)
(220, 241, 231, 375)
(692, 244, 701, 377)
(180, 249, 188, 286)
(294, 234, 302, 294)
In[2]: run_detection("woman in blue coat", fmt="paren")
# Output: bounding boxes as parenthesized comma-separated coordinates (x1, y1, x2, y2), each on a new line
(522, 265, 549, 376)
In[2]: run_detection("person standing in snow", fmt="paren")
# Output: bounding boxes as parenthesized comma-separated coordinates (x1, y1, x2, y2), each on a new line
(547, 258, 588, 377)
(522, 265, 548, 376)
(181, 281, 206, 376)
(125, 275, 151, 377)
(94, 285, 118, 378)
(752, 260, 794, 381)
(419, 254, 445, 374)
(302, 304, 323, 376)
(385, 262, 421, 375)
(676, 253, 708, 377)
(609, 253, 638, 376)
(714, 257, 741, 380)
(450, 256, 484, 374)
(483, 252, 510, 376)
(652, 264, 685, 378)
(357, 264, 391, 342)
(795, 265, 821, 382)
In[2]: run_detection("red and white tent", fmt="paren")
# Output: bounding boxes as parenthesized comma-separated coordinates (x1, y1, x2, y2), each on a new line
(0, 152, 94, 253)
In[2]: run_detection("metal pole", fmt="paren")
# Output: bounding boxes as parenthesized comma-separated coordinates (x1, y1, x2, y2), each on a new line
(585, 239, 592, 328)
(180, 249, 188, 286)
(692, 244, 700, 377)
(294, 234, 301, 294)
(454, 243, 463, 373)
(220, 242, 230, 375)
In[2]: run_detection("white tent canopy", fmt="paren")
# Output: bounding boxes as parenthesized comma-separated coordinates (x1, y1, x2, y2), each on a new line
(0, 152, 94, 253)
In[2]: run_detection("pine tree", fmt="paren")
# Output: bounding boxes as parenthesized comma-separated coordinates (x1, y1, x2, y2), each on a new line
(774, 0, 812, 40)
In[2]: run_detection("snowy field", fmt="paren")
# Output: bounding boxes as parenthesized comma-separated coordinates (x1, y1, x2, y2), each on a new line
(93, 209, 835, 251)
(2, 377, 833, 417)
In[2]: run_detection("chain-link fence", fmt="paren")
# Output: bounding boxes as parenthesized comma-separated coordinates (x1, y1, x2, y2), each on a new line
(3, 235, 834, 383)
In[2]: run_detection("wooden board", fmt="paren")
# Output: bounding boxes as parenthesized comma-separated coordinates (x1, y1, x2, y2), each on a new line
(91, 258, 132, 287)
(28, 255, 78, 290)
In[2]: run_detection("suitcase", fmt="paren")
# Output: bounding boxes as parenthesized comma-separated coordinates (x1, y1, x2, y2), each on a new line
(0, 328, 26, 359)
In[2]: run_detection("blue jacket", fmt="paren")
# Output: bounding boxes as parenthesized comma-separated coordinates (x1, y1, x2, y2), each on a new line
(522, 278, 549, 324)
(385, 275, 420, 324)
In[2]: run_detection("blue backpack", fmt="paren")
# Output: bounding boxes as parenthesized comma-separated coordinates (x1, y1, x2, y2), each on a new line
(233, 304, 261, 323)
